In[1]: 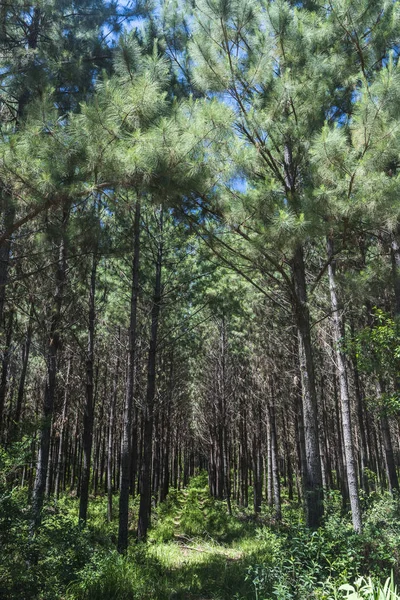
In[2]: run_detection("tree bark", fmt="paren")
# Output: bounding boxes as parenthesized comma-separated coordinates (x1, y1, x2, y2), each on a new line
(31, 206, 68, 532)
(108, 348, 119, 522)
(13, 302, 34, 435)
(327, 237, 362, 533)
(269, 376, 281, 520)
(137, 208, 163, 541)
(292, 244, 323, 528)
(79, 250, 98, 522)
(54, 355, 72, 499)
(118, 198, 141, 552)
(0, 310, 13, 437)
(0, 197, 15, 328)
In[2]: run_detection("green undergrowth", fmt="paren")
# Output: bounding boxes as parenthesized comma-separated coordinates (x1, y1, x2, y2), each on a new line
(1, 472, 399, 599)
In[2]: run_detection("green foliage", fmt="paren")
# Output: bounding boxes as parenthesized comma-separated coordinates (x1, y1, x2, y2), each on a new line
(346, 310, 400, 413)
(1, 472, 400, 600)
(350, 310, 400, 377)
(339, 574, 399, 600)
(245, 493, 400, 600)
(150, 473, 240, 542)
(67, 546, 167, 600)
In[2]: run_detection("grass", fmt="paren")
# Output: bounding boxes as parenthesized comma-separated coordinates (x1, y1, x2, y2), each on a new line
(68, 476, 278, 600)
(2, 473, 400, 599)
(145, 535, 268, 600)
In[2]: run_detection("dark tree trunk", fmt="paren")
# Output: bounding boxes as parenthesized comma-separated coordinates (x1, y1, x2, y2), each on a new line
(159, 358, 172, 503)
(31, 206, 68, 532)
(295, 374, 307, 502)
(79, 251, 98, 523)
(118, 199, 141, 552)
(292, 245, 323, 528)
(54, 355, 72, 499)
(108, 350, 119, 522)
(0, 200, 15, 330)
(349, 319, 370, 494)
(252, 397, 263, 514)
(137, 209, 163, 541)
(0, 310, 13, 437)
(281, 405, 294, 501)
(13, 302, 34, 435)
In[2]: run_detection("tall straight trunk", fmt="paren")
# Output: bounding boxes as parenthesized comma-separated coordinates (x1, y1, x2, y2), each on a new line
(4, 361, 17, 444)
(320, 376, 333, 490)
(13, 302, 34, 434)
(295, 374, 307, 502)
(54, 355, 72, 499)
(70, 411, 79, 492)
(292, 245, 323, 528)
(333, 370, 347, 498)
(327, 237, 362, 533)
(31, 206, 68, 532)
(160, 358, 173, 503)
(118, 199, 141, 552)
(108, 351, 120, 522)
(152, 410, 161, 500)
(137, 209, 163, 541)
(99, 425, 106, 492)
(350, 319, 370, 494)
(281, 405, 294, 500)
(269, 377, 281, 520)
(0, 199, 15, 330)
(267, 411, 273, 506)
(45, 434, 55, 497)
(252, 397, 263, 514)
(131, 403, 138, 496)
(219, 319, 232, 513)
(239, 396, 248, 507)
(0, 310, 13, 436)
(93, 371, 106, 497)
(79, 252, 98, 523)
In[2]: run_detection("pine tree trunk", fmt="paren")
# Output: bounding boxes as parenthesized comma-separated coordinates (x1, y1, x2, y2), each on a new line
(0, 200, 15, 330)
(327, 237, 362, 533)
(281, 406, 294, 500)
(160, 358, 172, 503)
(0, 310, 13, 437)
(349, 319, 370, 494)
(108, 351, 119, 522)
(54, 355, 72, 499)
(137, 209, 163, 541)
(13, 302, 34, 436)
(118, 199, 141, 552)
(79, 252, 97, 523)
(292, 244, 323, 528)
(252, 396, 263, 514)
(269, 377, 281, 520)
(31, 207, 68, 532)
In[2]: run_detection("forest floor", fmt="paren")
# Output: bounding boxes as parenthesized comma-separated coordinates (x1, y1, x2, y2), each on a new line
(140, 485, 267, 599)
(2, 472, 400, 599)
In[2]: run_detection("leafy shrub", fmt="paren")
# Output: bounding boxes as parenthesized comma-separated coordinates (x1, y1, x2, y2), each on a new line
(245, 493, 400, 600)
(67, 545, 167, 600)
(339, 573, 400, 600)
